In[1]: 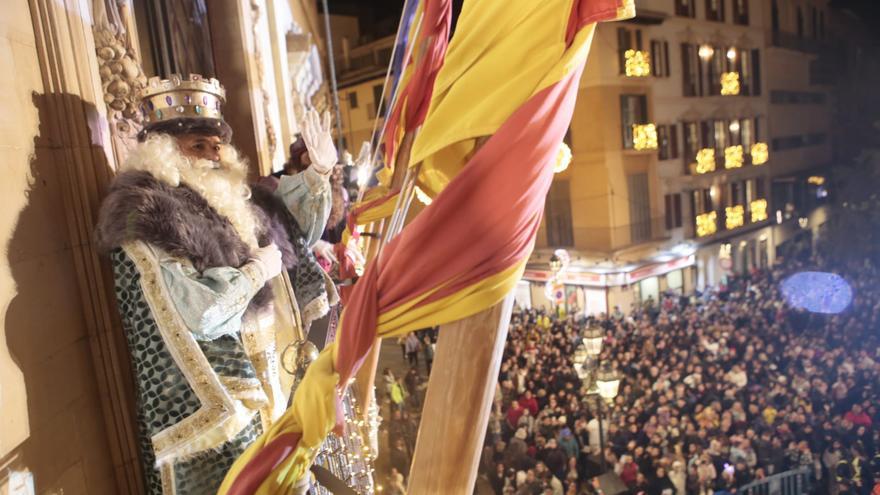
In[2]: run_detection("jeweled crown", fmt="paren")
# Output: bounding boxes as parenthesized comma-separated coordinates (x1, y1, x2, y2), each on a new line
(138, 73, 226, 124)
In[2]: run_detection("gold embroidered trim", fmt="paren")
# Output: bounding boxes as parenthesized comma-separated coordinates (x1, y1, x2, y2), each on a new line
(123, 241, 258, 467)
(240, 261, 266, 291)
(161, 463, 175, 494)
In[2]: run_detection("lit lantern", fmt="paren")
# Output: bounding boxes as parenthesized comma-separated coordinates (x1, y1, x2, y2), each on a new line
(624, 49, 651, 77)
(554, 142, 572, 173)
(414, 186, 432, 205)
(583, 325, 604, 356)
(695, 148, 716, 174)
(751, 142, 769, 165)
(698, 45, 715, 60)
(750, 198, 768, 223)
(725, 205, 745, 230)
(696, 211, 718, 237)
(724, 145, 744, 169)
(632, 124, 659, 150)
(721, 72, 741, 95)
(596, 365, 621, 402)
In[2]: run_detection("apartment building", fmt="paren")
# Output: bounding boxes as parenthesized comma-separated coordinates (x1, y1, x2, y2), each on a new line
(523, 0, 834, 315)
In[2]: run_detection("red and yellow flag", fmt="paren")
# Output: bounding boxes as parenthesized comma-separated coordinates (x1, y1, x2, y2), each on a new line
(219, 1, 634, 493)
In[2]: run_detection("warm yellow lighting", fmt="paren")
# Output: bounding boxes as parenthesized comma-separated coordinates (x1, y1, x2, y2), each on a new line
(750, 198, 768, 223)
(725, 205, 745, 230)
(414, 186, 432, 205)
(632, 123, 659, 151)
(727, 47, 738, 60)
(719, 243, 732, 259)
(624, 49, 651, 77)
(696, 211, 718, 237)
(725, 145, 744, 169)
(807, 175, 826, 186)
(721, 72, 741, 95)
(555, 142, 572, 173)
(699, 45, 715, 60)
(729, 120, 740, 133)
(751, 142, 769, 165)
(695, 148, 716, 174)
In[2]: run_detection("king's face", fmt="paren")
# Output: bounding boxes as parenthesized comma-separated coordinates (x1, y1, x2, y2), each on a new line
(176, 134, 223, 163)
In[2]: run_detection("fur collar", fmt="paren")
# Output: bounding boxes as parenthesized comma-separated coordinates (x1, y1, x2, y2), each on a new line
(96, 171, 297, 312)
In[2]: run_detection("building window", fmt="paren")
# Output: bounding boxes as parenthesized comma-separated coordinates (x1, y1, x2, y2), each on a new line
(665, 193, 683, 229)
(348, 91, 359, 109)
(139, 0, 216, 77)
(651, 40, 670, 77)
(683, 121, 699, 173)
(797, 7, 804, 38)
(706, 0, 725, 22)
(707, 46, 724, 95)
(621, 94, 649, 149)
(545, 180, 574, 247)
(675, 0, 696, 17)
(618, 28, 643, 75)
(750, 49, 761, 96)
(372, 84, 385, 116)
(658, 124, 679, 160)
(733, 0, 749, 25)
(681, 44, 702, 96)
(627, 173, 652, 242)
(771, 0, 780, 32)
(812, 7, 819, 38)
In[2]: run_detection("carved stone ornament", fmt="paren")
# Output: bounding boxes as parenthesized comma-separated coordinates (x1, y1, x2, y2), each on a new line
(93, 0, 148, 160)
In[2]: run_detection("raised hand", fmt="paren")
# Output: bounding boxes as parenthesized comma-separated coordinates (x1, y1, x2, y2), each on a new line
(301, 109, 337, 175)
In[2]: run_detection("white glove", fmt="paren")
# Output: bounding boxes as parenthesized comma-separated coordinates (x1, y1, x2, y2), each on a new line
(301, 109, 337, 175)
(313, 239, 338, 264)
(251, 243, 283, 280)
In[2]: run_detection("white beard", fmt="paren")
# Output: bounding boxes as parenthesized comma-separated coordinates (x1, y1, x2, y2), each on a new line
(121, 133, 260, 248)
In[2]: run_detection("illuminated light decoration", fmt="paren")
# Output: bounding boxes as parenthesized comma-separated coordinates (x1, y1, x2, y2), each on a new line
(751, 142, 769, 165)
(798, 217, 809, 229)
(553, 249, 571, 270)
(776, 210, 783, 224)
(729, 120, 740, 133)
(356, 165, 372, 187)
(727, 47, 738, 60)
(750, 198, 768, 223)
(624, 49, 651, 77)
(698, 44, 715, 60)
(632, 123, 659, 151)
(724, 145, 744, 169)
(721, 72, 741, 96)
(544, 278, 565, 304)
(414, 185, 433, 205)
(782, 271, 853, 314)
(554, 142, 572, 173)
(807, 175, 826, 186)
(719, 243, 732, 259)
(696, 211, 718, 237)
(725, 205, 745, 230)
(695, 148, 716, 174)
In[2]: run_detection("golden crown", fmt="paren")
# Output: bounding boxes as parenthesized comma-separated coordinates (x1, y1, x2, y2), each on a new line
(139, 73, 226, 124)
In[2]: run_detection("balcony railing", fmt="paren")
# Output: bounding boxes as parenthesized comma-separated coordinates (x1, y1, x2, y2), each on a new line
(770, 31, 825, 54)
(562, 217, 668, 253)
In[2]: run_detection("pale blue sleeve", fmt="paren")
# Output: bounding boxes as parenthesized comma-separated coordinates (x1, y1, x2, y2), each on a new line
(275, 166, 332, 248)
(159, 256, 266, 341)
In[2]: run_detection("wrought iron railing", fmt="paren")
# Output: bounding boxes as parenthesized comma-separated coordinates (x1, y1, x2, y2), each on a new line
(739, 467, 812, 495)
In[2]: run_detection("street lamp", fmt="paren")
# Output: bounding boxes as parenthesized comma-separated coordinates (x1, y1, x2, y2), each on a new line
(596, 365, 621, 404)
(583, 324, 603, 356)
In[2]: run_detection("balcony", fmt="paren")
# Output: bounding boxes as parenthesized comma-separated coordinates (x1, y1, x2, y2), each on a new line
(563, 217, 669, 253)
(632, 124, 658, 151)
(770, 31, 825, 54)
(624, 50, 651, 78)
(688, 143, 769, 175)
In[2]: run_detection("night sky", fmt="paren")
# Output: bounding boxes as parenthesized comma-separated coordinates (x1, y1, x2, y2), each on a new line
(323, 0, 880, 41)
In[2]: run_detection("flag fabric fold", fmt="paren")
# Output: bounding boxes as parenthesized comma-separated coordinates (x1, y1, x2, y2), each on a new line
(219, 1, 634, 493)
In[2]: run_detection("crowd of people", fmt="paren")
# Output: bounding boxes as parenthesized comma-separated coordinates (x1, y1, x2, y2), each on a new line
(483, 253, 880, 495)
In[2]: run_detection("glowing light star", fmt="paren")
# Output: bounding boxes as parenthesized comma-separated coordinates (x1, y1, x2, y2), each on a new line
(632, 124, 658, 151)
(696, 211, 717, 237)
(624, 49, 651, 77)
(725, 145, 744, 169)
(554, 142, 572, 173)
(721, 72, 741, 96)
(725, 205, 744, 229)
(750, 198, 768, 223)
(695, 148, 716, 174)
(751, 142, 769, 165)
(781, 272, 853, 314)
